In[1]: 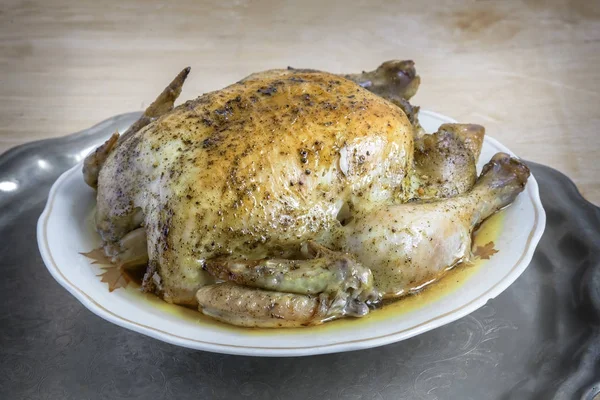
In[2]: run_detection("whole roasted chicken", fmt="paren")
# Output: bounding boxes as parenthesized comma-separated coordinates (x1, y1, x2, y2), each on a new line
(84, 61, 529, 327)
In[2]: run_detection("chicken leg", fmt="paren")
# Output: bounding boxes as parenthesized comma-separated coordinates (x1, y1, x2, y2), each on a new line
(341, 152, 529, 297)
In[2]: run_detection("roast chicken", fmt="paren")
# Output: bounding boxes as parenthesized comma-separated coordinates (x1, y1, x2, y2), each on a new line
(84, 61, 529, 327)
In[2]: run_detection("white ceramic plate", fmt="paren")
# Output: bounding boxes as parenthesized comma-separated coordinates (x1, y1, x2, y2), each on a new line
(37, 110, 546, 357)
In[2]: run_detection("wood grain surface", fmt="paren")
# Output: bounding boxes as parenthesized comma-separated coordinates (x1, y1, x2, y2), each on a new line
(1, 0, 599, 204)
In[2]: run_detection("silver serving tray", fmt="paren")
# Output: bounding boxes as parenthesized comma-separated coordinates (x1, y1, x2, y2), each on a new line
(1, 113, 599, 400)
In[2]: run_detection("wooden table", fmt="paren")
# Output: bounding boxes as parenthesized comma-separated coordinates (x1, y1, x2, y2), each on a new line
(1, 0, 599, 204)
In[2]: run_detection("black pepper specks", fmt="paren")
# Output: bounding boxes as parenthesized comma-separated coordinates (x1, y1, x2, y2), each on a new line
(299, 149, 308, 164)
(257, 86, 277, 96)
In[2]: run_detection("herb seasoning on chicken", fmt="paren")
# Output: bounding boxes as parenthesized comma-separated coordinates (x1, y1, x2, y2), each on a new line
(83, 61, 529, 328)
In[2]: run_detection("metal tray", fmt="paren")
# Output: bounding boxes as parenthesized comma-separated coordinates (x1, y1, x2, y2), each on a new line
(1, 113, 599, 400)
